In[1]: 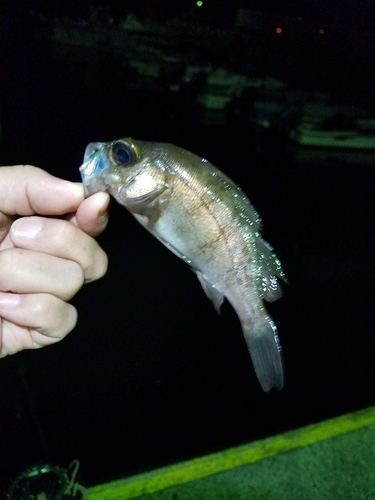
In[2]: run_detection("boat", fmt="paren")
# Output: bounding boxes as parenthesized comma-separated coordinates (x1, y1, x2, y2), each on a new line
(195, 68, 249, 111)
(287, 105, 375, 165)
(196, 68, 288, 111)
(289, 107, 375, 150)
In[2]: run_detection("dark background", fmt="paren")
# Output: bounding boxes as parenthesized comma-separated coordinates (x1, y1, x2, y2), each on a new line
(0, 0, 374, 492)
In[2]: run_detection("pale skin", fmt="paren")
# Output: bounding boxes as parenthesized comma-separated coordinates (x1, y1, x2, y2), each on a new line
(0, 165, 109, 357)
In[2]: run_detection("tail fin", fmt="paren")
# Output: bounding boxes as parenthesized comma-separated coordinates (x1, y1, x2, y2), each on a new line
(242, 318, 284, 393)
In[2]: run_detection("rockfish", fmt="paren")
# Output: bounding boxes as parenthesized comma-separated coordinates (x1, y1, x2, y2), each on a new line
(80, 138, 286, 392)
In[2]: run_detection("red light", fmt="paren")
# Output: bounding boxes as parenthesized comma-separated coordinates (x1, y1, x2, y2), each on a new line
(276, 27, 282, 34)
(319, 29, 325, 34)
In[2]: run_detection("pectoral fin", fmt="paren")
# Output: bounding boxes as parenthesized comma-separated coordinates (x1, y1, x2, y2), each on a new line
(125, 185, 168, 206)
(196, 271, 224, 313)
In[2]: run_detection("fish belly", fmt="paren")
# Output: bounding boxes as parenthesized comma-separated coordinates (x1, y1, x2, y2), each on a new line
(151, 186, 284, 393)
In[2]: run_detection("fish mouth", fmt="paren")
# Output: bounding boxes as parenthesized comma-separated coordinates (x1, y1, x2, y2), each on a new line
(80, 146, 99, 175)
(79, 143, 109, 197)
(79, 156, 97, 178)
(79, 156, 99, 198)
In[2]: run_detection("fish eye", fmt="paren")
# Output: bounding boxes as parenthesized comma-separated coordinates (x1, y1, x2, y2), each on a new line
(115, 147, 131, 164)
(112, 139, 139, 166)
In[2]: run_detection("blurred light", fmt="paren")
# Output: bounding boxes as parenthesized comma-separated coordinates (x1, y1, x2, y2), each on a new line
(276, 27, 282, 34)
(196, 1, 203, 6)
(319, 28, 325, 34)
(297, 15, 303, 21)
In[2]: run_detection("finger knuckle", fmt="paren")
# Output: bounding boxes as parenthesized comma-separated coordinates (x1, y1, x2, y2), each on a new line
(0, 249, 22, 289)
(55, 221, 77, 252)
(61, 303, 78, 336)
(37, 299, 78, 340)
(84, 244, 108, 283)
(58, 261, 85, 301)
(55, 302, 78, 339)
(67, 262, 85, 296)
(94, 249, 109, 281)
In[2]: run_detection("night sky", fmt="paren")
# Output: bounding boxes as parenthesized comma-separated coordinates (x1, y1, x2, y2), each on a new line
(0, 0, 374, 493)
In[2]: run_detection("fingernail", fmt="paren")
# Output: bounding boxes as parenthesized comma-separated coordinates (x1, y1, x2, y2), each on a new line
(99, 206, 109, 219)
(0, 292, 20, 308)
(97, 192, 110, 218)
(12, 217, 43, 240)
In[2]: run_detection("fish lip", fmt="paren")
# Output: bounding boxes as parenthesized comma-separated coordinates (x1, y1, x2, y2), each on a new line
(80, 142, 108, 177)
(79, 146, 108, 198)
(80, 153, 100, 177)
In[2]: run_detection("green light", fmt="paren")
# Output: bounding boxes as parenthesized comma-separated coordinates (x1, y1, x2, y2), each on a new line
(196, 1, 203, 6)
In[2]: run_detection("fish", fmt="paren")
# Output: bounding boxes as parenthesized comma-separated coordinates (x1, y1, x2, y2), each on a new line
(80, 138, 287, 393)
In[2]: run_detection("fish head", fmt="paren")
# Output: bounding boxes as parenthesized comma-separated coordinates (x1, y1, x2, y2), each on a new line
(79, 138, 168, 210)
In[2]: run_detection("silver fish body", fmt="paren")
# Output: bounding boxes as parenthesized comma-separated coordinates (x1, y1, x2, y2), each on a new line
(80, 138, 286, 392)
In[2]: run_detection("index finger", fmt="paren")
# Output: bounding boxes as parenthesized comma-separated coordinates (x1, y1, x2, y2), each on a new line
(0, 165, 84, 216)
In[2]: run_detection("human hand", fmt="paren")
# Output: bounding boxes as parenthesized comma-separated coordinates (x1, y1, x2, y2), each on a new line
(0, 165, 109, 357)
